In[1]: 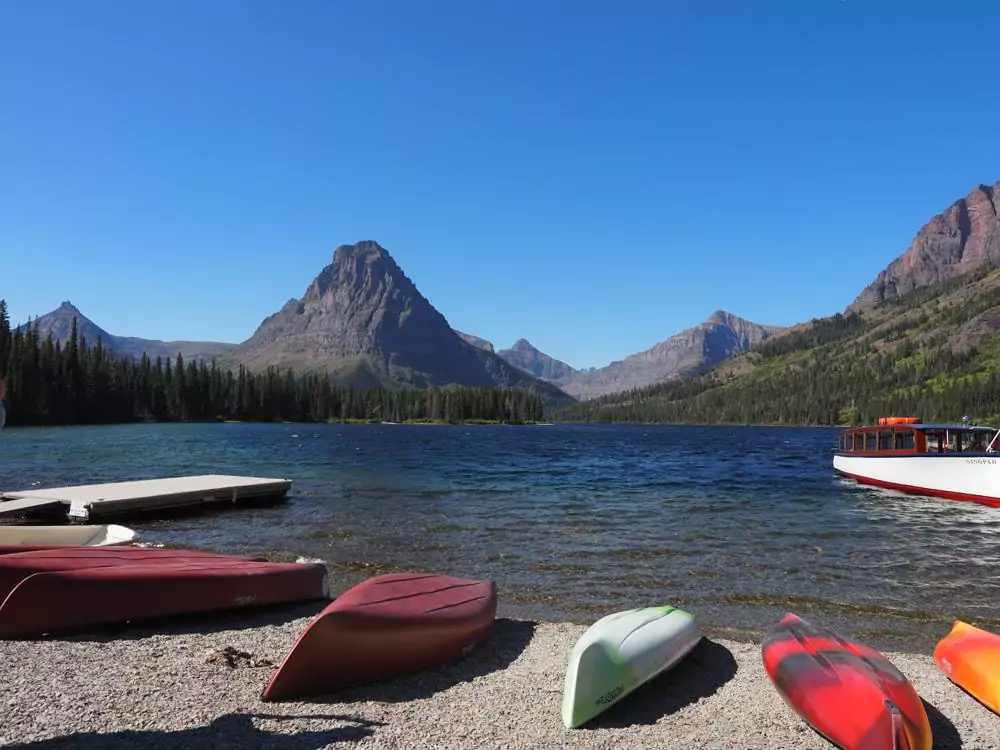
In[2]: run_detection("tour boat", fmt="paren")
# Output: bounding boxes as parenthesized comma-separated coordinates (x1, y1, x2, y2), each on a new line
(833, 416, 1000, 508)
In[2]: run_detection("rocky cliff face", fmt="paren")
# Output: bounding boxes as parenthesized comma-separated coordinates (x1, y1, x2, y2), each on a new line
(17, 302, 234, 362)
(497, 311, 782, 399)
(497, 339, 579, 382)
(222, 241, 574, 404)
(455, 331, 495, 352)
(849, 181, 1000, 311)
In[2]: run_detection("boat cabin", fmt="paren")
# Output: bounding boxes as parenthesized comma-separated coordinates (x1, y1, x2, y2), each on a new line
(837, 417, 1000, 456)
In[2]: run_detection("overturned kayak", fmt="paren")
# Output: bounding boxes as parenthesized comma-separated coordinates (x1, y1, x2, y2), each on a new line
(763, 613, 932, 750)
(0, 524, 137, 547)
(262, 571, 497, 701)
(0, 558, 330, 638)
(562, 604, 701, 728)
(934, 620, 1000, 714)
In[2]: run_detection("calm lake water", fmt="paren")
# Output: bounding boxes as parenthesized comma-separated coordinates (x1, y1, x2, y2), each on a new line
(2, 421, 998, 652)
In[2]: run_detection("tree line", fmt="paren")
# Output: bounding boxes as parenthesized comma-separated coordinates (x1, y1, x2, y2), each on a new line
(0, 300, 544, 426)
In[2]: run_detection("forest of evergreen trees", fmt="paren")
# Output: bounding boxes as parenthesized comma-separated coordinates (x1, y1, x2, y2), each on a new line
(0, 300, 544, 426)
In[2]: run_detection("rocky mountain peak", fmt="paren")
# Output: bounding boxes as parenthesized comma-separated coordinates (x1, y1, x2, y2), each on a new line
(222, 241, 574, 405)
(849, 179, 1000, 311)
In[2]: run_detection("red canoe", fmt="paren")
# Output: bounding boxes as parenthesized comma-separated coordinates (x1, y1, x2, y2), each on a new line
(261, 571, 498, 701)
(0, 558, 330, 638)
(762, 613, 932, 750)
(0, 546, 266, 600)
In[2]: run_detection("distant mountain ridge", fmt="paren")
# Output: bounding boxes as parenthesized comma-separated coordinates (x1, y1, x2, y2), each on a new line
(19, 253, 781, 408)
(219, 241, 575, 406)
(491, 310, 783, 399)
(17, 301, 235, 362)
(455, 331, 494, 352)
(497, 339, 579, 382)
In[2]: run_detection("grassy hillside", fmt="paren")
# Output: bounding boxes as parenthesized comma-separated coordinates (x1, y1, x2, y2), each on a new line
(554, 265, 1000, 426)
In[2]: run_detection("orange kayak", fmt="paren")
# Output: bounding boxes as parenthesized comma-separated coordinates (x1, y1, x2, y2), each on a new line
(934, 620, 1000, 714)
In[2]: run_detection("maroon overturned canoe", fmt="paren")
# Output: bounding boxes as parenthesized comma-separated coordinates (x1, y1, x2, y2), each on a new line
(0, 559, 330, 638)
(261, 572, 498, 701)
(0, 546, 267, 600)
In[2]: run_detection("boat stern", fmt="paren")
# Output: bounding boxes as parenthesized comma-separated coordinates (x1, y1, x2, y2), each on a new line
(561, 638, 638, 729)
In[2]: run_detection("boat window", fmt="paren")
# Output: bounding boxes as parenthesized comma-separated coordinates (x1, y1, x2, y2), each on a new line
(926, 432, 944, 452)
(948, 432, 960, 452)
(865, 432, 877, 451)
(967, 432, 988, 452)
(894, 430, 914, 450)
(878, 431, 892, 450)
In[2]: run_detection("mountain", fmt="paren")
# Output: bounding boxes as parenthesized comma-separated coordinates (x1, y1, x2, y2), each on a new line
(17, 302, 235, 362)
(849, 181, 1000, 311)
(497, 339, 579, 382)
(455, 331, 494, 352)
(554, 178, 1000, 426)
(498, 311, 783, 400)
(220, 241, 575, 406)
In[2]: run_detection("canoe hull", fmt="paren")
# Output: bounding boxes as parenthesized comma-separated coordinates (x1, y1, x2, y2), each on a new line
(934, 620, 1000, 714)
(0, 558, 330, 638)
(0, 524, 137, 547)
(562, 605, 702, 728)
(762, 613, 932, 750)
(0, 546, 266, 600)
(262, 572, 497, 701)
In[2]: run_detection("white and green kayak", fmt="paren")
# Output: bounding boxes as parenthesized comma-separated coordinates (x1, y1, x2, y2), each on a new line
(561, 604, 702, 729)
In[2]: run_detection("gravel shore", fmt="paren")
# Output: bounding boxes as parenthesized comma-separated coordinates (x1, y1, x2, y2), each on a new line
(1, 602, 998, 749)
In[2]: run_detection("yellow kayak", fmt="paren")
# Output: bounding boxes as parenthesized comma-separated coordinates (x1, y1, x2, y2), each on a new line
(935, 620, 1000, 714)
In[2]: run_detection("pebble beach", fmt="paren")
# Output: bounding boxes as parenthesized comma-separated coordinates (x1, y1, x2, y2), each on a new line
(2, 602, 999, 749)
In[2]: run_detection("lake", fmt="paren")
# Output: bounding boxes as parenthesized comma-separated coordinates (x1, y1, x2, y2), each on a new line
(2, 421, 997, 652)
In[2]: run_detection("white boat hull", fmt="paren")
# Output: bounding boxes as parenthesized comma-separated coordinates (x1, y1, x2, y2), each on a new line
(562, 605, 702, 728)
(0, 524, 138, 546)
(833, 453, 1000, 507)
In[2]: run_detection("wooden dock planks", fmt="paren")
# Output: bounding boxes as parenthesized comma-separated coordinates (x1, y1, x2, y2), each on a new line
(0, 474, 292, 523)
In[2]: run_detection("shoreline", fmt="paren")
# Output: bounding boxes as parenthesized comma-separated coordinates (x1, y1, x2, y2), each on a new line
(1, 605, 996, 748)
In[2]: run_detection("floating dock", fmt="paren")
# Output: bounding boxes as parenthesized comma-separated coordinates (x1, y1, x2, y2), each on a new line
(0, 474, 292, 523)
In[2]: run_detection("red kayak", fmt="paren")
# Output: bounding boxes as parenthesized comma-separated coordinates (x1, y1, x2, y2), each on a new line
(261, 571, 497, 701)
(0, 546, 266, 600)
(762, 613, 932, 750)
(0, 558, 330, 638)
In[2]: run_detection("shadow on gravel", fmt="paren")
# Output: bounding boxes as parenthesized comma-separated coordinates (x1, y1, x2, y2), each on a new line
(924, 697, 964, 750)
(10, 599, 333, 643)
(581, 637, 739, 729)
(2, 713, 384, 749)
(283, 617, 537, 704)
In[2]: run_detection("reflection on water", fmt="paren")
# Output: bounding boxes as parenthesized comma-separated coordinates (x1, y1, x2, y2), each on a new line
(2, 421, 998, 652)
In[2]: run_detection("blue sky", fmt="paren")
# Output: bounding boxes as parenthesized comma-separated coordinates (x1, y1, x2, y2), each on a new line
(2, 1, 999, 370)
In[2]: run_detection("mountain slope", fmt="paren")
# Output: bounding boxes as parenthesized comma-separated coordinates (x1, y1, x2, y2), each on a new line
(555, 179, 1000, 426)
(455, 331, 495, 352)
(503, 311, 782, 400)
(497, 339, 579, 382)
(849, 181, 1000, 311)
(221, 241, 575, 406)
(17, 302, 235, 362)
